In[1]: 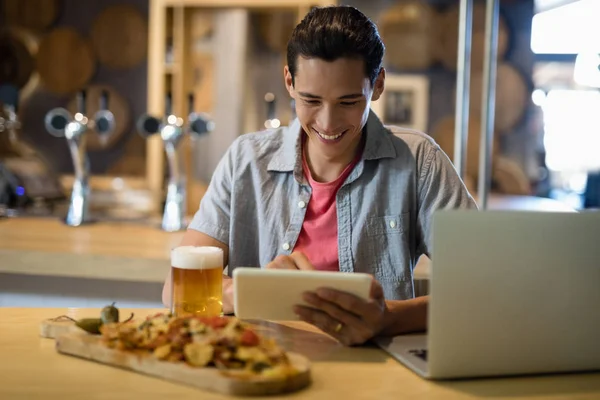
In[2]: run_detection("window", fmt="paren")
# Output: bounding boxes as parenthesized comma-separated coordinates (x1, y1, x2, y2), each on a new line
(542, 89, 600, 173)
(531, 0, 600, 54)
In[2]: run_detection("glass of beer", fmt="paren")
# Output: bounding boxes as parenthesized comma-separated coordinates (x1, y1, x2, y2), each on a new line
(170, 246, 223, 317)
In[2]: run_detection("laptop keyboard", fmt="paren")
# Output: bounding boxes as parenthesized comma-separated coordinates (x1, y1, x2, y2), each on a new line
(409, 348, 428, 361)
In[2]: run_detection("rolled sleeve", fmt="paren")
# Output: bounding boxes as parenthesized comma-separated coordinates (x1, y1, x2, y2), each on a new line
(417, 144, 478, 257)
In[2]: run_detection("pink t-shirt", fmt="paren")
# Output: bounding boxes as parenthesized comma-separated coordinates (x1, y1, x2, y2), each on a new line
(293, 141, 363, 271)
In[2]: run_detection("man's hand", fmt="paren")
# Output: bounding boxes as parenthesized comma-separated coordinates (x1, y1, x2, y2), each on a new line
(265, 252, 315, 270)
(293, 278, 390, 346)
(222, 275, 234, 314)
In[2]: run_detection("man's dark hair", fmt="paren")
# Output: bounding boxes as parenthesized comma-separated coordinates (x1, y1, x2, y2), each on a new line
(286, 5, 385, 87)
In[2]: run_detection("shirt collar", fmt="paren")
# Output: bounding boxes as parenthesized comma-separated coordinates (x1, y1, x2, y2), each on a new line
(267, 110, 397, 175)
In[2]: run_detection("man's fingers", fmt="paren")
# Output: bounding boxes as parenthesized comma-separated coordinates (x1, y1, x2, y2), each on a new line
(290, 252, 316, 270)
(265, 255, 299, 270)
(265, 252, 315, 270)
(314, 287, 372, 316)
(302, 291, 363, 325)
(293, 305, 349, 343)
(368, 277, 385, 300)
(294, 305, 367, 346)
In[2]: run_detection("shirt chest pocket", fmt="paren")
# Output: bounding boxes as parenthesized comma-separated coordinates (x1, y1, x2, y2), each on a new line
(362, 212, 411, 283)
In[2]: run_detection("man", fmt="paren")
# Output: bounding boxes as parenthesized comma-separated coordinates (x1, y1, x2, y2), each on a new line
(163, 5, 477, 346)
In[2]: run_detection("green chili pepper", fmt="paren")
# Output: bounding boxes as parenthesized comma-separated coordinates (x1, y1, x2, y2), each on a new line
(75, 318, 103, 334)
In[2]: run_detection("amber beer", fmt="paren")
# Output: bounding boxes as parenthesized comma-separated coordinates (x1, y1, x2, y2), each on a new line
(171, 246, 223, 317)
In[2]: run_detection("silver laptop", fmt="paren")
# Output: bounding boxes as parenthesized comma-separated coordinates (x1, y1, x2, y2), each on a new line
(376, 210, 600, 379)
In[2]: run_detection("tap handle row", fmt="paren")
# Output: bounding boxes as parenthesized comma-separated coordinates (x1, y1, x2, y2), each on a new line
(45, 90, 115, 138)
(137, 92, 214, 138)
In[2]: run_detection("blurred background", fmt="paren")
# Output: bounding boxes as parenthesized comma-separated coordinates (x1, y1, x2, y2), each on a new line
(1, 0, 599, 221)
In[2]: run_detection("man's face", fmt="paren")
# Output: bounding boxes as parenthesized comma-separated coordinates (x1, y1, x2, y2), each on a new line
(284, 57, 385, 162)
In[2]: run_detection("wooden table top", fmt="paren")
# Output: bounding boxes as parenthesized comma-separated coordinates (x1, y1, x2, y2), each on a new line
(2, 307, 599, 400)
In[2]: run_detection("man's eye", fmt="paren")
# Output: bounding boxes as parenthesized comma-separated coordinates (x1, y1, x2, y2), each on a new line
(341, 101, 359, 106)
(303, 99, 320, 105)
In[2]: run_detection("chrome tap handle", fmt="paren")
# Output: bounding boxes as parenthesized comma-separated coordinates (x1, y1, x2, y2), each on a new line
(135, 91, 214, 232)
(44, 108, 72, 137)
(136, 114, 162, 138)
(160, 116, 186, 232)
(44, 91, 91, 226)
(187, 93, 214, 137)
(63, 114, 90, 226)
(188, 114, 214, 136)
(94, 90, 115, 146)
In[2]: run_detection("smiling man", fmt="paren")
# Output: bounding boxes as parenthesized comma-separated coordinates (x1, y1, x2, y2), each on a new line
(163, 5, 477, 346)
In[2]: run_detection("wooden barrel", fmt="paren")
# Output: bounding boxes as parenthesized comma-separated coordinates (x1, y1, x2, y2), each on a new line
(0, 27, 43, 104)
(2, 0, 60, 31)
(36, 27, 96, 95)
(67, 84, 131, 151)
(432, 115, 500, 179)
(379, 2, 440, 70)
(465, 62, 529, 133)
(493, 156, 531, 195)
(256, 11, 296, 53)
(436, 3, 510, 71)
(90, 4, 148, 70)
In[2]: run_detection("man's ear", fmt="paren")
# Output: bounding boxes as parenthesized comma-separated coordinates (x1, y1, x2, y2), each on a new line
(370, 68, 386, 102)
(284, 65, 295, 97)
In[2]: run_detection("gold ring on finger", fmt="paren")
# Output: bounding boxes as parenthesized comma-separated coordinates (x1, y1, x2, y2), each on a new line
(334, 322, 343, 333)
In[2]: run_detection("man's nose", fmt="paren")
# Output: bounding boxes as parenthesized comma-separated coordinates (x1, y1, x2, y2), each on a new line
(315, 106, 341, 134)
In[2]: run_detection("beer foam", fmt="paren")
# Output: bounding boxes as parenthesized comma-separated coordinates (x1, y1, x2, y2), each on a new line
(171, 246, 223, 270)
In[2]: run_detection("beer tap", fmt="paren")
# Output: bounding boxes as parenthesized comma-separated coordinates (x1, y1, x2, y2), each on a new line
(44, 90, 116, 226)
(137, 92, 213, 232)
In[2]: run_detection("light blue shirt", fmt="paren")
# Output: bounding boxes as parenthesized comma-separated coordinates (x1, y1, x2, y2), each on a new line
(189, 111, 477, 300)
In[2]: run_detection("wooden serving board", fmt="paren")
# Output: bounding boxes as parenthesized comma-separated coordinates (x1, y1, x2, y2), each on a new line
(54, 331, 311, 396)
(40, 318, 77, 339)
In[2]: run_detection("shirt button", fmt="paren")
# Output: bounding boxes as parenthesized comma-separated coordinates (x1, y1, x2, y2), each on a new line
(282, 243, 291, 251)
(389, 220, 397, 229)
(298, 200, 306, 209)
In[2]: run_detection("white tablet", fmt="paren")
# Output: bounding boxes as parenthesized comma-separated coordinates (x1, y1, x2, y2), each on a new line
(232, 267, 373, 321)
